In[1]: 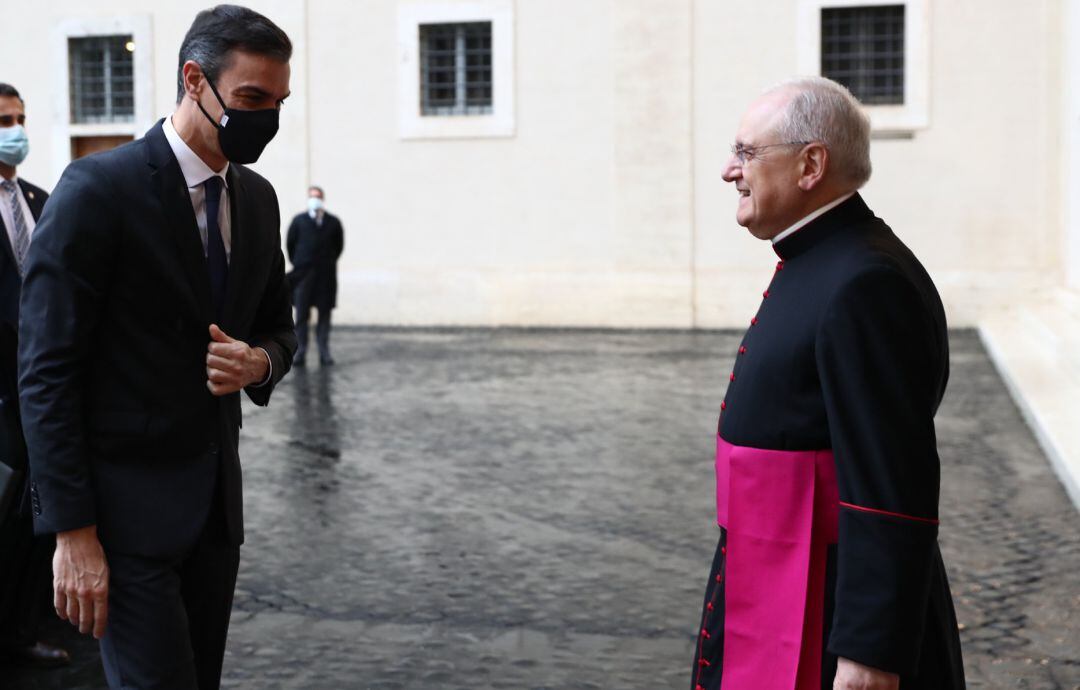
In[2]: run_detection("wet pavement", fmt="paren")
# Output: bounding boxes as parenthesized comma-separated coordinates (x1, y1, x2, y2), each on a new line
(3, 329, 1078, 689)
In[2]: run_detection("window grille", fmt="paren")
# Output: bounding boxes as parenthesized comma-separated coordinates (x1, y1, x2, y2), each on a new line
(69, 35, 135, 124)
(821, 5, 904, 105)
(419, 22, 493, 116)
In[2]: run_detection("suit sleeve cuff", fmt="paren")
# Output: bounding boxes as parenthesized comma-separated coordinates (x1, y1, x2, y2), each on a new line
(249, 347, 273, 388)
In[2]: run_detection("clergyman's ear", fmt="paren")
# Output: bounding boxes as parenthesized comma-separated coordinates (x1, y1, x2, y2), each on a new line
(798, 143, 829, 191)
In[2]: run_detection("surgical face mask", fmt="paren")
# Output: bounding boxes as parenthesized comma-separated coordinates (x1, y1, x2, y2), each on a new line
(307, 197, 324, 214)
(0, 125, 29, 167)
(195, 73, 279, 164)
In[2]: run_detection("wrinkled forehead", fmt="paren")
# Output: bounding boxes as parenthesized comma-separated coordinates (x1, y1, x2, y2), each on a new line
(735, 89, 793, 145)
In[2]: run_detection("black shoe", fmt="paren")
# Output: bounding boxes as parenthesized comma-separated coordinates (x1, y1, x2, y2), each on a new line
(319, 356, 335, 366)
(293, 351, 307, 367)
(4, 641, 71, 668)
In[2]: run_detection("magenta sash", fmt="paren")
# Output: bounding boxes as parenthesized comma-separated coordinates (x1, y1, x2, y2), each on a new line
(715, 436, 839, 690)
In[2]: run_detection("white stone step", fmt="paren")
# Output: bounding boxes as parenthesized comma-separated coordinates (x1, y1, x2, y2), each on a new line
(979, 289, 1080, 510)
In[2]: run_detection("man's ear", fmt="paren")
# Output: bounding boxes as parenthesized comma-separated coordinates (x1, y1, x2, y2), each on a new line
(181, 60, 205, 101)
(798, 143, 829, 191)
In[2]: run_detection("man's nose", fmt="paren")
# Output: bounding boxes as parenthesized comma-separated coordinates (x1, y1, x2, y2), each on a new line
(721, 157, 741, 183)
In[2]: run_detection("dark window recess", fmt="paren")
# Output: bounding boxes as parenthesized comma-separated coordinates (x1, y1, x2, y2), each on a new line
(69, 35, 135, 124)
(419, 22, 493, 116)
(821, 5, 904, 105)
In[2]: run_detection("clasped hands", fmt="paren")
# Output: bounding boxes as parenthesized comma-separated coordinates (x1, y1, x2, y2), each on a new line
(206, 323, 268, 395)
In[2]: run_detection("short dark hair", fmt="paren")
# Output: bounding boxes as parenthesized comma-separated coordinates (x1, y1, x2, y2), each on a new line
(0, 84, 23, 104)
(176, 5, 292, 102)
(309, 185, 324, 197)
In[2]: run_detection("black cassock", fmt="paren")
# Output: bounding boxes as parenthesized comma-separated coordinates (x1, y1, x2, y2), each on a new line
(692, 194, 965, 690)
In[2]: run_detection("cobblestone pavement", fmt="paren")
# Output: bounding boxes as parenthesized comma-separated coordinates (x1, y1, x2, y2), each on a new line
(5, 329, 1078, 689)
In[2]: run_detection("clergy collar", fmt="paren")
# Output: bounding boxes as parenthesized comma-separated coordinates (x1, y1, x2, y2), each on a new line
(771, 192, 854, 245)
(162, 115, 229, 190)
(771, 192, 872, 260)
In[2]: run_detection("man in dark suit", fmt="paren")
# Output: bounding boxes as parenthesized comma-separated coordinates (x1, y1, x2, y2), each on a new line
(690, 78, 964, 690)
(0, 82, 70, 668)
(287, 185, 344, 366)
(18, 7, 297, 688)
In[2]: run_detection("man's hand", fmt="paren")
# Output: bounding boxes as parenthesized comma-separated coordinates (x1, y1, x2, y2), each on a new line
(54, 525, 109, 639)
(834, 658, 900, 690)
(206, 324, 269, 395)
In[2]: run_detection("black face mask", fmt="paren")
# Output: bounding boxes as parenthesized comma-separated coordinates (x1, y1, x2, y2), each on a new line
(196, 74, 279, 164)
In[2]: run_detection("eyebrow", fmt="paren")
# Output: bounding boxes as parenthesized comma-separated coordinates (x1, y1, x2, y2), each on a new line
(234, 86, 291, 103)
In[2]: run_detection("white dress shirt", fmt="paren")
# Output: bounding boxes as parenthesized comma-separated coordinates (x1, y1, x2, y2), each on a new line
(771, 192, 855, 245)
(162, 116, 231, 262)
(162, 116, 272, 385)
(0, 175, 36, 255)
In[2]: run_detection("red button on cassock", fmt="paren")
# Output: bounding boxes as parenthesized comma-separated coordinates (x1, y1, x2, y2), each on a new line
(739, 346, 747, 354)
(751, 317, 758, 326)
(776, 261, 784, 271)
(720, 401, 727, 410)
(763, 290, 770, 298)
(729, 373, 735, 382)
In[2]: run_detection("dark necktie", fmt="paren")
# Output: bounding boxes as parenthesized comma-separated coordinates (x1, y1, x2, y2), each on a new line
(203, 176, 228, 320)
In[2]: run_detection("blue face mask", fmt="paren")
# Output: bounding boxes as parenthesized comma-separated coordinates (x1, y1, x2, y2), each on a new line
(307, 197, 324, 215)
(0, 125, 29, 167)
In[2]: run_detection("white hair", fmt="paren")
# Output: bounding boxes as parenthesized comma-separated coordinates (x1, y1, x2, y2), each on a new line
(767, 76, 872, 188)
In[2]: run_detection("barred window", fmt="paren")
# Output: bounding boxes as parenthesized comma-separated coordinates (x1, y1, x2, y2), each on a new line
(419, 22, 493, 116)
(69, 35, 135, 124)
(821, 5, 904, 105)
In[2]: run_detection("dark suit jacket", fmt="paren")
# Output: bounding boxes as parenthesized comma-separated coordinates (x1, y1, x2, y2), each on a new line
(0, 178, 47, 332)
(18, 121, 297, 557)
(286, 211, 343, 310)
(0, 179, 47, 510)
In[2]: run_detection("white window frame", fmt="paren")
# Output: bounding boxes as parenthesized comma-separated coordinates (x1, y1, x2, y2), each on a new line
(397, 0, 515, 140)
(51, 15, 154, 174)
(798, 0, 929, 133)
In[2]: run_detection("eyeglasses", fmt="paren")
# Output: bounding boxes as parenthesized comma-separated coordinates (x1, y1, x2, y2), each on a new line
(0, 114, 26, 128)
(730, 141, 810, 164)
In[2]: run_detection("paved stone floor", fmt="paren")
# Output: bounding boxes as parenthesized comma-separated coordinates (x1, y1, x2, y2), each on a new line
(4, 329, 1078, 689)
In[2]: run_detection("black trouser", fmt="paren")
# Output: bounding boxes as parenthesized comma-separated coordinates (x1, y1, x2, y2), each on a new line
(99, 493, 239, 690)
(295, 303, 332, 361)
(0, 481, 53, 650)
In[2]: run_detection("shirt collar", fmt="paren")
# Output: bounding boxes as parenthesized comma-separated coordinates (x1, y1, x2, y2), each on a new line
(771, 192, 855, 245)
(162, 115, 229, 189)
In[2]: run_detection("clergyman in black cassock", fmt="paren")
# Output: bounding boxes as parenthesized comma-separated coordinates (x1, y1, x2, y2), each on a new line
(17, 7, 296, 689)
(691, 78, 964, 690)
(286, 185, 344, 366)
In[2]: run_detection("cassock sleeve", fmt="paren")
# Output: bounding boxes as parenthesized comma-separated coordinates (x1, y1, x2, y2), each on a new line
(815, 264, 946, 674)
(18, 158, 117, 534)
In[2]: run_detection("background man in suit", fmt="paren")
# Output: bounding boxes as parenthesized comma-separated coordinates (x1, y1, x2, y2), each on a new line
(18, 6, 297, 688)
(0, 83, 70, 668)
(287, 185, 344, 366)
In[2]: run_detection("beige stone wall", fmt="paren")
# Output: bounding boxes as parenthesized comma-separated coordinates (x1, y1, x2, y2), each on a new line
(2, 0, 1068, 327)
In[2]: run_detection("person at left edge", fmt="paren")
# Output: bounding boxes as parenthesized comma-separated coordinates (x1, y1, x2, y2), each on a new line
(17, 6, 297, 689)
(0, 83, 71, 669)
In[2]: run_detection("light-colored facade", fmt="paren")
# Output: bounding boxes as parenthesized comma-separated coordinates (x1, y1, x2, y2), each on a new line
(3, 0, 1075, 329)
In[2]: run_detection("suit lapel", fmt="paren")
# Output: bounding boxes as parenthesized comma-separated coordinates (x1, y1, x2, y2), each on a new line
(17, 180, 45, 222)
(221, 165, 250, 332)
(146, 123, 212, 323)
